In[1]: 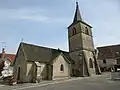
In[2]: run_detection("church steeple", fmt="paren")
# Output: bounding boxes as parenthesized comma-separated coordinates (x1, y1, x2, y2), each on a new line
(68, 1, 99, 77)
(73, 2, 82, 23)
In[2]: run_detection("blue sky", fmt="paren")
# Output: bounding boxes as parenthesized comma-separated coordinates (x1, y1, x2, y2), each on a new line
(0, 0, 120, 53)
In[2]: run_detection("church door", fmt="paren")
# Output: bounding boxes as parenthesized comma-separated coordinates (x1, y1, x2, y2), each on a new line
(17, 67, 20, 81)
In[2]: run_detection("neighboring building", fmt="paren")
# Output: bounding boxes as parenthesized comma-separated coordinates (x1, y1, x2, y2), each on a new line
(0, 59, 4, 75)
(1, 58, 13, 78)
(13, 43, 73, 82)
(97, 44, 120, 71)
(13, 2, 101, 83)
(0, 48, 6, 74)
(0, 48, 15, 76)
(0, 49, 15, 65)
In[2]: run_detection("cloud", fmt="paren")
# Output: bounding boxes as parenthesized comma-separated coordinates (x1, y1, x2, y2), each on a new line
(11, 14, 49, 22)
(0, 8, 70, 24)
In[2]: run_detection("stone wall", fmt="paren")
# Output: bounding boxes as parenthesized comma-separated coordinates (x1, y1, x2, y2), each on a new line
(52, 54, 70, 80)
(13, 46, 27, 83)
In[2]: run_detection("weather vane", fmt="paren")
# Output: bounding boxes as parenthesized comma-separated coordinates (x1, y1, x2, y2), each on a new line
(76, 0, 78, 3)
(75, 0, 79, 7)
(21, 38, 24, 42)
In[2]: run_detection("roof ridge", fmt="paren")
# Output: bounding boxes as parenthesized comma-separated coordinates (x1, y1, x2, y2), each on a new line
(0, 53, 15, 55)
(21, 42, 68, 53)
(97, 44, 120, 48)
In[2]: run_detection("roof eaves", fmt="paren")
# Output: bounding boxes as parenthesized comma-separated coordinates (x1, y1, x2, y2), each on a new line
(60, 53, 72, 64)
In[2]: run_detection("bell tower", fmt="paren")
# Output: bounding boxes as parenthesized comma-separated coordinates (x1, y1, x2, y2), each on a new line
(68, 2, 96, 76)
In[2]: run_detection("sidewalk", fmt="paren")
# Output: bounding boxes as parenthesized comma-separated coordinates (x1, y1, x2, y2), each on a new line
(0, 74, 106, 90)
(13, 75, 104, 90)
(23, 74, 102, 86)
(0, 74, 104, 90)
(0, 74, 102, 86)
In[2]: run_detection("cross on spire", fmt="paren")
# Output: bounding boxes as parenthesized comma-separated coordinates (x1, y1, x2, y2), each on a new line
(76, 1, 78, 6)
(73, 1, 82, 23)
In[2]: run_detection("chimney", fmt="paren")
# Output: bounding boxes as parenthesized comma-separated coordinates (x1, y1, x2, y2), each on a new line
(1, 48, 5, 59)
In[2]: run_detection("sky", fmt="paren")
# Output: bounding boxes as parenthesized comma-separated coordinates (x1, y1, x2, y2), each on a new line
(0, 0, 120, 54)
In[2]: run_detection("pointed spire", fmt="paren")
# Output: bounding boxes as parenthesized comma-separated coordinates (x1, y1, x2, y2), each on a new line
(73, 1, 82, 23)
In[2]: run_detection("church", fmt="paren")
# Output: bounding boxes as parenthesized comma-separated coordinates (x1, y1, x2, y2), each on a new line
(13, 2, 101, 83)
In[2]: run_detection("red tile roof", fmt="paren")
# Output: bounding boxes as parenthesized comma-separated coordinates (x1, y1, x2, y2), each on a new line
(5, 54, 16, 63)
(0, 53, 16, 63)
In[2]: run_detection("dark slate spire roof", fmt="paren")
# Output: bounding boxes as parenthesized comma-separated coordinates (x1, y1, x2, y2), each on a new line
(73, 2, 82, 23)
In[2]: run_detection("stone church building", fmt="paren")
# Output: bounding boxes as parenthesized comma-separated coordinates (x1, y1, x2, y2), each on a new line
(13, 2, 101, 83)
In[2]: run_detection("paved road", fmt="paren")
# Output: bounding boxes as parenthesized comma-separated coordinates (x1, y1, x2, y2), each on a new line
(0, 73, 120, 90)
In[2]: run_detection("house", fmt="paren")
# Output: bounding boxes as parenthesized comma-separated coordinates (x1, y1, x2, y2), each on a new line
(0, 48, 15, 76)
(13, 43, 74, 82)
(0, 48, 15, 65)
(0, 59, 4, 75)
(1, 58, 13, 78)
(97, 44, 120, 71)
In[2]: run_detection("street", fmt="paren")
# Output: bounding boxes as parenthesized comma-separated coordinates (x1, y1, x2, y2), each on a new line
(0, 73, 120, 90)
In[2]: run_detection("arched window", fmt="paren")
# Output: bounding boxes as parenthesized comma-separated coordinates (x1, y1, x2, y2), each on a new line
(89, 58, 93, 68)
(85, 27, 89, 35)
(72, 27, 76, 35)
(60, 64, 64, 71)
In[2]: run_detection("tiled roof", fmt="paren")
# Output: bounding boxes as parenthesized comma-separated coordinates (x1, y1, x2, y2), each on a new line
(5, 54, 16, 63)
(0, 54, 16, 64)
(97, 44, 120, 60)
(16, 42, 74, 64)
